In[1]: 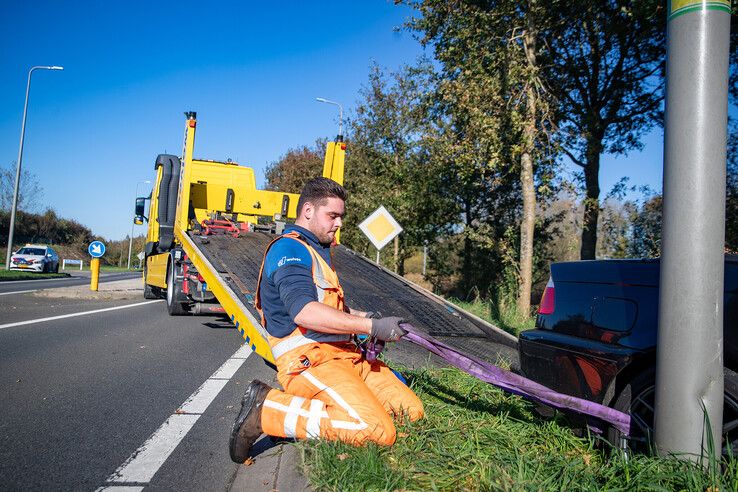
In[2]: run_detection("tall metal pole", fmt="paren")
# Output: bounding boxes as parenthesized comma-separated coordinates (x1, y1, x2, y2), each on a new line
(127, 180, 150, 270)
(655, 1, 731, 460)
(5, 66, 63, 269)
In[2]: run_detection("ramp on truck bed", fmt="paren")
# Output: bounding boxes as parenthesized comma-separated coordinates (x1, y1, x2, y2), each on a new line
(187, 230, 519, 368)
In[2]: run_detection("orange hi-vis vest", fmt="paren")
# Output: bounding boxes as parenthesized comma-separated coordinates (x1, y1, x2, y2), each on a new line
(255, 231, 352, 362)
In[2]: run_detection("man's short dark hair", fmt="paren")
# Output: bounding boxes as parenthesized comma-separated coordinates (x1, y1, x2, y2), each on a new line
(296, 177, 347, 216)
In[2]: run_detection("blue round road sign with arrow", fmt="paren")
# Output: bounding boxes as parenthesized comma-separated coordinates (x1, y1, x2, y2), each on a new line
(88, 241, 106, 258)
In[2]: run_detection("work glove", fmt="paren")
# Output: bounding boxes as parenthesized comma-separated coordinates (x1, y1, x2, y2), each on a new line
(370, 316, 407, 342)
(364, 311, 382, 319)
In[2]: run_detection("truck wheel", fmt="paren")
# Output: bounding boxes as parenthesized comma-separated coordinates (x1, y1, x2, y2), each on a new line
(166, 262, 188, 315)
(609, 367, 738, 457)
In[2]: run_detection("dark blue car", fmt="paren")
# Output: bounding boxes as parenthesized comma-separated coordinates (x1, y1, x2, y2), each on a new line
(519, 257, 738, 454)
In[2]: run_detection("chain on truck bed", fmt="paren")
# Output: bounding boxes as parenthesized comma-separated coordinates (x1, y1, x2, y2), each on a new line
(190, 231, 518, 367)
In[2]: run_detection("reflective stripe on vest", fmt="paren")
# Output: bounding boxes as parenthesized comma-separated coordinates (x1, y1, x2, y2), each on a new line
(255, 232, 350, 360)
(270, 332, 351, 359)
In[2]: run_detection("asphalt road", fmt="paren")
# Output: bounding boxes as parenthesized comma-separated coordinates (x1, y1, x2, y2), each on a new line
(0, 278, 518, 491)
(0, 292, 277, 491)
(0, 271, 141, 295)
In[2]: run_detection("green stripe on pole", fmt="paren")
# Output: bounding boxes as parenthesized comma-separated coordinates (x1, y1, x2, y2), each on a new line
(668, 0, 731, 20)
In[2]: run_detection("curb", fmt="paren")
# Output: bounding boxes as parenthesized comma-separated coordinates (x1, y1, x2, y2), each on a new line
(33, 278, 144, 300)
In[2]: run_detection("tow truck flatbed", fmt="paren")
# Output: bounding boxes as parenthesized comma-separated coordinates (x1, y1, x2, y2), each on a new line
(190, 231, 519, 366)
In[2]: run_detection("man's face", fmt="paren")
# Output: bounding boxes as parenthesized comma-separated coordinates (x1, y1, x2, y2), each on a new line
(303, 197, 345, 244)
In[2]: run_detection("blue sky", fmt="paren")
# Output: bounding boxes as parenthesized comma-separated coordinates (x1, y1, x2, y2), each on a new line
(0, 1, 664, 241)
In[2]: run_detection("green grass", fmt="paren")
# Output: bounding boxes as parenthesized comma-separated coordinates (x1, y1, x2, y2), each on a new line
(300, 367, 738, 491)
(450, 298, 536, 337)
(0, 269, 70, 281)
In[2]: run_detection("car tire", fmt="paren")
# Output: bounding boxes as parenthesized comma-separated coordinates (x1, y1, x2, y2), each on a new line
(166, 261, 188, 316)
(54, 263, 59, 273)
(609, 367, 738, 457)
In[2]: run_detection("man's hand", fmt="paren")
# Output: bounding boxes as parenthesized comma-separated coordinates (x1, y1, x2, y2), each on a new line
(370, 316, 407, 342)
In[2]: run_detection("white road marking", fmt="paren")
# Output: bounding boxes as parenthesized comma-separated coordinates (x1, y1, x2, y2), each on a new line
(178, 379, 230, 414)
(102, 343, 254, 487)
(0, 300, 163, 330)
(109, 414, 200, 483)
(0, 289, 38, 296)
(210, 358, 246, 379)
(96, 486, 144, 492)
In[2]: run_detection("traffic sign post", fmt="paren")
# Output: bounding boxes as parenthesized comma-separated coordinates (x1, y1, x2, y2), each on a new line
(88, 241, 106, 291)
(358, 206, 403, 265)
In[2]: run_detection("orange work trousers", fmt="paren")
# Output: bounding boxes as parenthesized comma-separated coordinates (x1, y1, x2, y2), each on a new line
(260, 342, 424, 446)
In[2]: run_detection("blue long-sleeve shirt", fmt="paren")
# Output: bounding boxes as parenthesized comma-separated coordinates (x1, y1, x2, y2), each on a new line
(258, 224, 334, 338)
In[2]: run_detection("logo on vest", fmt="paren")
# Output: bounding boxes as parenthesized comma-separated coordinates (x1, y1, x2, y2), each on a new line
(278, 256, 303, 267)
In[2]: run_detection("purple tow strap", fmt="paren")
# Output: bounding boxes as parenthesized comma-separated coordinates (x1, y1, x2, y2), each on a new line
(400, 323, 631, 435)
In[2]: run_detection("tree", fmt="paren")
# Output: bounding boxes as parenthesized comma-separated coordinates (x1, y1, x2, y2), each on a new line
(404, 0, 557, 313)
(541, 0, 665, 259)
(342, 63, 448, 275)
(0, 162, 44, 212)
(264, 142, 325, 193)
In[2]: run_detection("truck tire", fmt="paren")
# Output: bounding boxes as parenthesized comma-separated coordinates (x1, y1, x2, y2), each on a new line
(166, 261, 188, 315)
(609, 367, 738, 457)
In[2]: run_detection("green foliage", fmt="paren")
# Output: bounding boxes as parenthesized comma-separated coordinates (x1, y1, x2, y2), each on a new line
(264, 141, 325, 194)
(0, 208, 146, 267)
(302, 367, 737, 491)
(451, 297, 535, 337)
(341, 63, 453, 275)
(0, 208, 94, 249)
(0, 270, 69, 281)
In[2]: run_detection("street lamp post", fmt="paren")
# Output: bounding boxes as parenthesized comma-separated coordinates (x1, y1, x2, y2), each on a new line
(316, 97, 343, 140)
(5, 65, 64, 270)
(127, 180, 151, 270)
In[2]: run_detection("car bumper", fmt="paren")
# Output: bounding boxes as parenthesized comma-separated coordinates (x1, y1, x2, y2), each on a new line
(10, 264, 44, 272)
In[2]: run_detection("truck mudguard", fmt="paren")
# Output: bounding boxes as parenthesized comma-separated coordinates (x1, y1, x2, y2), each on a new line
(155, 154, 181, 253)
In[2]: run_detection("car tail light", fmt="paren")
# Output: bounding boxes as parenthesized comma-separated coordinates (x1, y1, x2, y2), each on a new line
(538, 277, 555, 315)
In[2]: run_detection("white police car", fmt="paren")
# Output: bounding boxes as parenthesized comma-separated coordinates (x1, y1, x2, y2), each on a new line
(10, 244, 60, 273)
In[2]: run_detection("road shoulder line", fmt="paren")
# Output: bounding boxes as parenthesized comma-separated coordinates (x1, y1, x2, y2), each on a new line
(99, 344, 254, 488)
(0, 300, 163, 330)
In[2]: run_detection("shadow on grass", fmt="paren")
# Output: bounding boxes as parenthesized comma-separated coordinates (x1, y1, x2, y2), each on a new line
(413, 370, 536, 422)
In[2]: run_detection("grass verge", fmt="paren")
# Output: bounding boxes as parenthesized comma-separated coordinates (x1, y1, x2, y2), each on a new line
(301, 367, 737, 491)
(0, 270, 70, 281)
(450, 298, 535, 337)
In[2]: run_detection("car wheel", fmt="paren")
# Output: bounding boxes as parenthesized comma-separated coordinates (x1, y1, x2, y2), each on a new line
(54, 263, 59, 273)
(609, 367, 738, 457)
(166, 261, 188, 316)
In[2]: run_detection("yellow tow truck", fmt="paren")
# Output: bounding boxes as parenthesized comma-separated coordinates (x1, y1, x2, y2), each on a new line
(135, 111, 512, 368)
(135, 111, 346, 363)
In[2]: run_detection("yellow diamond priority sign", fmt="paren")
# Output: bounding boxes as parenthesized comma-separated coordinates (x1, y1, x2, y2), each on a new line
(358, 205, 403, 251)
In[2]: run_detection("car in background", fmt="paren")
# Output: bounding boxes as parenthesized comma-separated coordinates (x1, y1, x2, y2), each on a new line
(518, 257, 738, 455)
(9, 244, 60, 273)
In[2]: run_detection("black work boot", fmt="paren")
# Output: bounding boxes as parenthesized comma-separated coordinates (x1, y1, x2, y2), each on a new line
(229, 379, 272, 463)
